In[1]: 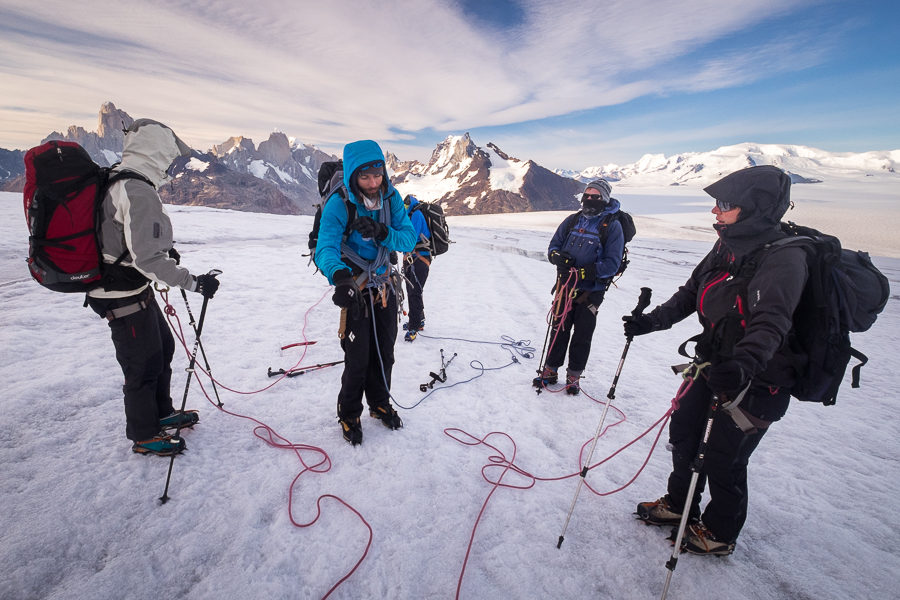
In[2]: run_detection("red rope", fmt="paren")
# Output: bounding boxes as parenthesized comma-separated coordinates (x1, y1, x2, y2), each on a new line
(443, 375, 696, 596)
(159, 287, 371, 600)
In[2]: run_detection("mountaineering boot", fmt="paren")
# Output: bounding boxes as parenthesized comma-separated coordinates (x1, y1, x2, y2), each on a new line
(683, 522, 736, 556)
(132, 432, 186, 456)
(159, 409, 200, 430)
(635, 496, 685, 526)
(404, 330, 417, 342)
(403, 319, 425, 332)
(565, 372, 581, 395)
(339, 417, 363, 446)
(370, 404, 403, 430)
(532, 366, 558, 388)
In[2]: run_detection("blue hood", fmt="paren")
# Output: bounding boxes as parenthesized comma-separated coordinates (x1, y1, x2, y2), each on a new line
(342, 140, 390, 202)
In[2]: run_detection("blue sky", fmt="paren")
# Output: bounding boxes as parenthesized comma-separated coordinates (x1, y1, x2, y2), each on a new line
(0, 0, 896, 171)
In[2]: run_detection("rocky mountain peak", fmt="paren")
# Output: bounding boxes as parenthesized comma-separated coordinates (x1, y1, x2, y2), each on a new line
(258, 132, 292, 166)
(428, 133, 477, 172)
(212, 136, 256, 157)
(486, 142, 514, 162)
(96, 101, 132, 149)
(391, 132, 581, 215)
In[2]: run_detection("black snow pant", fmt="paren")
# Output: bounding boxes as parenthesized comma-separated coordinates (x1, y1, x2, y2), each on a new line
(337, 288, 398, 420)
(545, 289, 606, 373)
(666, 377, 789, 543)
(87, 288, 175, 442)
(403, 255, 429, 328)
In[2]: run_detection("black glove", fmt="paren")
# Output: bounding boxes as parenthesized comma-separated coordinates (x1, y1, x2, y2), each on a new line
(351, 216, 388, 242)
(168, 247, 181, 265)
(549, 250, 575, 269)
(331, 269, 361, 311)
(576, 264, 598, 281)
(622, 313, 654, 338)
(705, 360, 748, 400)
(194, 273, 220, 299)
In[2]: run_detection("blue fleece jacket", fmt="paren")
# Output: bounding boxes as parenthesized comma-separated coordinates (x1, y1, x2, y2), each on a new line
(314, 140, 416, 284)
(406, 195, 431, 256)
(548, 199, 625, 292)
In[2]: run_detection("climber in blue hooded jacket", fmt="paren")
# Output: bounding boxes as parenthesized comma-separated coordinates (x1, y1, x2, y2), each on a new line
(401, 194, 432, 342)
(533, 179, 624, 395)
(314, 139, 416, 446)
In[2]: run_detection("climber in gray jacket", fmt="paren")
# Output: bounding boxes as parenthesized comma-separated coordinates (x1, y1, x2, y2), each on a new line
(86, 119, 220, 456)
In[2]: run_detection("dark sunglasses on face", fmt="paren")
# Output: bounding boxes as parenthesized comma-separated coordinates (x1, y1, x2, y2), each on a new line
(582, 193, 603, 202)
(715, 198, 734, 211)
(358, 160, 384, 174)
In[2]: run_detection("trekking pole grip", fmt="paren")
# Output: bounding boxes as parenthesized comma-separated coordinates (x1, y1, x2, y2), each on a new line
(632, 287, 652, 318)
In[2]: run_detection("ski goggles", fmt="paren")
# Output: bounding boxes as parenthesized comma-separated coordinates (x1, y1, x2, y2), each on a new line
(358, 160, 384, 174)
(715, 198, 735, 211)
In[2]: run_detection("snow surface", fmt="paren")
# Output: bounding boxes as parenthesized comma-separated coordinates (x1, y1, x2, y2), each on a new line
(1, 191, 899, 600)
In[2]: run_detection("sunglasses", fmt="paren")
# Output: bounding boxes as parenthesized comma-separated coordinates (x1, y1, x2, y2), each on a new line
(358, 161, 384, 173)
(582, 193, 604, 202)
(715, 198, 734, 211)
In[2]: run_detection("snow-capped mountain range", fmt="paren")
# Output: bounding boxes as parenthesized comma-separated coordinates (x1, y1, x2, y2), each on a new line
(2, 103, 898, 215)
(388, 133, 582, 214)
(561, 143, 900, 187)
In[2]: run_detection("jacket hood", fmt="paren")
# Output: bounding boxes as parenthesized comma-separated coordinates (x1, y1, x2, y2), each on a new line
(118, 119, 191, 187)
(343, 140, 390, 202)
(405, 195, 420, 210)
(707, 165, 792, 256)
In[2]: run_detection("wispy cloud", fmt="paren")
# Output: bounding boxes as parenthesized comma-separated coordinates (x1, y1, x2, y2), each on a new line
(0, 0, 871, 166)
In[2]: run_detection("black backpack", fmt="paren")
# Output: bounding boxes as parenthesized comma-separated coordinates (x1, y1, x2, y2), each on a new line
(562, 203, 636, 279)
(307, 160, 355, 262)
(742, 222, 889, 405)
(307, 160, 395, 269)
(24, 140, 152, 293)
(408, 198, 451, 256)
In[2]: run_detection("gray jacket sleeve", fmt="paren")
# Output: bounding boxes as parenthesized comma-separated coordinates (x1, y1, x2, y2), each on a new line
(115, 179, 196, 290)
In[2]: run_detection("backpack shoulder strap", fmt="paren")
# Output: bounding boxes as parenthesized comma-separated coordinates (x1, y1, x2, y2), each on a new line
(598, 212, 621, 244)
(562, 211, 582, 238)
(108, 168, 155, 188)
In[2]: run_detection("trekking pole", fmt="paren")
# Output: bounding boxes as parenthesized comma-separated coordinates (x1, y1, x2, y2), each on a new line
(180, 287, 223, 408)
(659, 379, 750, 600)
(556, 287, 652, 549)
(535, 274, 563, 374)
(660, 388, 718, 600)
(160, 270, 219, 504)
(608, 286, 652, 400)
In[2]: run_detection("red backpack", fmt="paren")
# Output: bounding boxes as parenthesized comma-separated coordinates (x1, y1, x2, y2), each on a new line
(24, 140, 151, 292)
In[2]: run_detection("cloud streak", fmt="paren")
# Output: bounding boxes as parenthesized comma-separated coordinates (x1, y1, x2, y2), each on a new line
(0, 0, 884, 169)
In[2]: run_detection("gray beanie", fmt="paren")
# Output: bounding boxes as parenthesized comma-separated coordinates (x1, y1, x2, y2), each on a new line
(584, 179, 612, 203)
